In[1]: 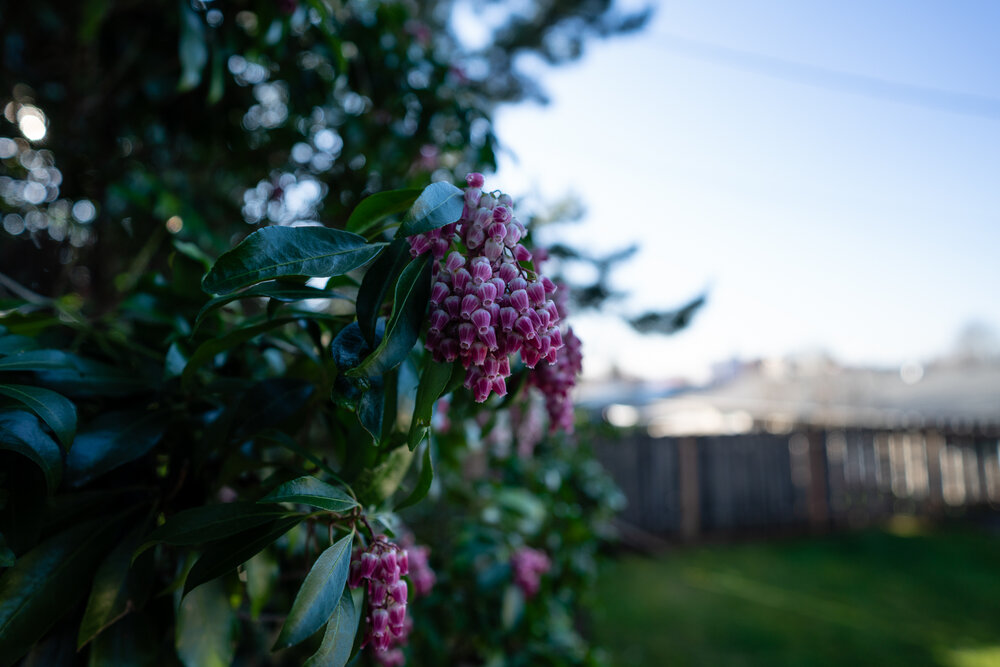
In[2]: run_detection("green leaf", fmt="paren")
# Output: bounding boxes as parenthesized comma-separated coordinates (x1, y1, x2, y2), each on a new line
(0, 385, 76, 450)
(177, 0, 208, 92)
(183, 516, 301, 595)
(182, 316, 299, 384)
(356, 239, 411, 348)
(394, 439, 434, 512)
(259, 476, 357, 513)
(0, 335, 38, 356)
(34, 353, 149, 398)
(78, 523, 148, 649)
(0, 411, 62, 493)
(66, 411, 167, 487)
(87, 613, 157, 667)
(398, 182, 465, 236)
(0, 350, 73, 372)
(135, 503, 292, 559)
(346, 188, 421, 235)
(274, 532, 354, 650)
(256, 429, 339, 479)
(245, 550, 278, 620)
(175, 578, 236, 667)
(202, 226, 382, 295)
(348, 255, 431, 378)
(194, 280, 348, 331)
(407, 358, 452, 450)
(303, 588, 361, 667)
(357, 381, 385, 444)
(0, 518, 121, 666)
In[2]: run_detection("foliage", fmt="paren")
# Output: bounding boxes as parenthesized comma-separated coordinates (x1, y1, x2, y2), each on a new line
(0, 1, 668, 665)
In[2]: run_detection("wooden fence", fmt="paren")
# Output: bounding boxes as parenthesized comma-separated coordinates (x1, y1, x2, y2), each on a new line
(594, 428, 1000, 539)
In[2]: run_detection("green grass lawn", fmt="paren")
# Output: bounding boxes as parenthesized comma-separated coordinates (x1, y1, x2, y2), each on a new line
(592, 522, 1000, 667)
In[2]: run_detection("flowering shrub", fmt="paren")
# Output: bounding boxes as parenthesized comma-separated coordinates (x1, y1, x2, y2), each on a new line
(0, 175, 617, 666)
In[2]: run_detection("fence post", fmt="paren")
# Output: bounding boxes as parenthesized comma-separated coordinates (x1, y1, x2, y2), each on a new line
(807, 430, 829, 528)
(679, 437, 700, 541)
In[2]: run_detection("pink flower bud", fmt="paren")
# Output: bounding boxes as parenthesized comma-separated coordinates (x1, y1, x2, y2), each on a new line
(478, 193, 495, 209)
(373, 632, 392, 652)
(492, 206, 511, 223)
(475, 207, 491, 226)
(498, 193, 513, 207)
(509, 289, 530, 313)
(443, 295, 461, 318)
(371, 607, 390, 635)
(361, 551, 379, 578)
(527, 282, 545, 306)
(432, 238, 450, 259)
(349, 561, 363, 589)
(484, 238, 503, 261)
(489, 276, 506, 296)
(464, 187, 481, 207)
(498, 356, 511, 376)
(471, 308, 492, 333)
(513, 244, 532, 262)
(521, 347, 541, 368)
(473, 376, 491, 402)
(430, 281, 450, 305)
(408, 234, 431, 256)
(514, 315, 536, 340)
(492, 376, 507, 397)
(476, 281, 498, 306)
(481, 327, 498, 350)
(499, 307, 518, 332)
(470, 257, 492, 283)
(441, 338, 459, 361)
(488, 221, 508, 241)
(391, 580, 408, 604)
(388, 601, 407, 626)
(397, 549, 409, 576)
(541, 276, 557, 294)
(458, 323, 476, 349)
(370, 581, 388, 606)
(428, 309, 449, 334)
(453, 268, 471, 291)
(484, 356, 500, 376)
(465, 225, 485, 249)
(498, 263, 519, 284)
(470, 342, 488, 365)
(508, 277, 527, 292)
(445, 251, 465, 272)
(460, 294, 479, 319)
(466, 172, 485, 188)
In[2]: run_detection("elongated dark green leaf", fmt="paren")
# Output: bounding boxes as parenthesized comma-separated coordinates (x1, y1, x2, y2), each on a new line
(202, 226, 382, 295)
(274, 532, 354, 649)
(135, 503, 292, 559)
(357, 381, 384, 444)
(407, 358, 452, 450)
(345, 188, 421, 235)
(87, 613, 157, 667)
(0, 350, 73, 372)
(303, 588, 360, 667)
(398, 182, 465, 236)
(183, 516, 300, 595)
(65, 411, 167, 487)
(182, 317, 298, 383)
(0, 385, 76, 450)
(175, 578, 236, 667)
(356, 239, 410, 348)
(259, 476, 357, 513)
(0, 336, 38, 356)
(0, 517, 121, 666)
(394, 439, 434, 511)
(0, 411, 62, 493)
(348, 255, 431, 378)
(194, 280, 347, 331)
(78, 523, 147, 649)
(34, 354, 149, 398)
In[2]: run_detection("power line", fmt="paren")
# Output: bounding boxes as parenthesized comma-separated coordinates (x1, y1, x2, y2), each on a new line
(651, 32, 1000, 119)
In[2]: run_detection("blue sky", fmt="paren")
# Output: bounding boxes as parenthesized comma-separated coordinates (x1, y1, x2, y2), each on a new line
(473, 0, 1000, 380)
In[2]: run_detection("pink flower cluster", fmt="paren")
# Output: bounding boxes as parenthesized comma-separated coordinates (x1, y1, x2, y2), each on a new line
(510, 546, 551, 598)
(348, 536, 413, 666)
(408, 173, 565, 402)
(528, 326, 583, 433)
